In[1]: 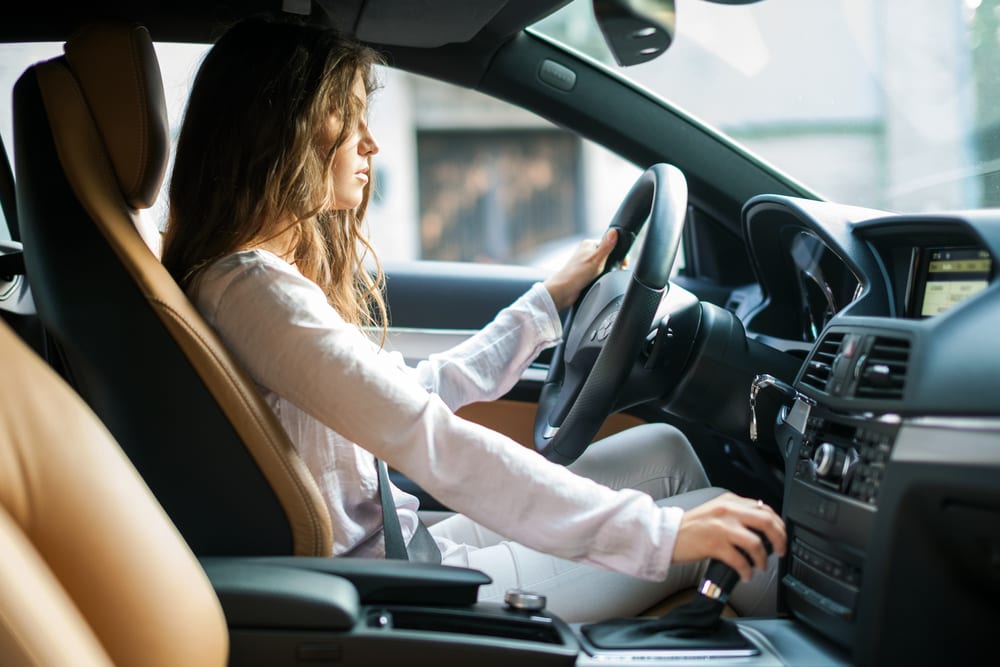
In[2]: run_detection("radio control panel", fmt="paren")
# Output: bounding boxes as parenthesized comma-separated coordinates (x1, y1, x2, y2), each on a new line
(782, 407, 901, 647)
(795, 412, 899, 506)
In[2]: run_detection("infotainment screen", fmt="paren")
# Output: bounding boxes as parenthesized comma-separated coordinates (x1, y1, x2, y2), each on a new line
(913, 247, 992, 317)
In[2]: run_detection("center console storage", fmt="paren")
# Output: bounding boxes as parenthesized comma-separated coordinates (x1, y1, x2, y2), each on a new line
(201, 556, 578, 667)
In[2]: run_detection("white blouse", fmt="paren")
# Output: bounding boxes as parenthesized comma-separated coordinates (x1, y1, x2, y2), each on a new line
(191, 249, 683, 580)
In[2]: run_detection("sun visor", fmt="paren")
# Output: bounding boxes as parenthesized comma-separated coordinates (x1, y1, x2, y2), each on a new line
(349, 0, 508, 47)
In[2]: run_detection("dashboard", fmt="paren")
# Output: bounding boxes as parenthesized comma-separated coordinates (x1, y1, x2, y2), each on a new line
(736, 195, 1000, 664)
(740, 195, 1000, 413)
(743, 197, 996, 337)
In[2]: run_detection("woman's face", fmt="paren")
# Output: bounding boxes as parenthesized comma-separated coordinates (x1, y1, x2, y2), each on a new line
(323, 73, 379, 211)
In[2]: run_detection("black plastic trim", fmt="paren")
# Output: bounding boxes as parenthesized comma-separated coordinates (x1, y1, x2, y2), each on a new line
(202, 560, 360, 630)
(202, 556, 491, 606)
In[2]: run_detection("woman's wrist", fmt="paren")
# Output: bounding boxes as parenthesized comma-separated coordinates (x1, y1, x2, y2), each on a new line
(542, 277, 572, 311)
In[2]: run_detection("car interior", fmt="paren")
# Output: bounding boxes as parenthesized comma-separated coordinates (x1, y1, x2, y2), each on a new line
(1, 1, 998, 666)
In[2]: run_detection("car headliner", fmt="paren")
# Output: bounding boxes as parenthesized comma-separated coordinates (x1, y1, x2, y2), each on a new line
(0, 0, 570, 47)
(1, 0, 574, 93)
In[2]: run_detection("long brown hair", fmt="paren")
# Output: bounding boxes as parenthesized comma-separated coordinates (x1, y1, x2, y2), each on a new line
(162, 17, 386, 333)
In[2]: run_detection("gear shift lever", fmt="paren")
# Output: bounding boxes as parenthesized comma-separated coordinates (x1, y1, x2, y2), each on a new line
(699, 530, 773, 605)
(581, 531, 773, 651)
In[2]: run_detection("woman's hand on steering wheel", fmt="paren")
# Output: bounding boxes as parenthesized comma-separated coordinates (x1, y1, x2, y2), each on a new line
(671, 493, 788, 583)
(543, 229, 620, 311)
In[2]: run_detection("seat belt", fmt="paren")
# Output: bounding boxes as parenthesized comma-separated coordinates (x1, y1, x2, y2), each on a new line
(376, 458, 441, 563)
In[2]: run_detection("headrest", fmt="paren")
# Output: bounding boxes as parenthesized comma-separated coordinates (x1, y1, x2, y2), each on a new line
(63, 22, 169, 210)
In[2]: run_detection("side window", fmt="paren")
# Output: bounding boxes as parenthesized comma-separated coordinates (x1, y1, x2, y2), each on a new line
(367, 69, 642, 270)
(2, 44, 646, 270)
(0, 42, 208, 242)
(0, 43, 65, 242)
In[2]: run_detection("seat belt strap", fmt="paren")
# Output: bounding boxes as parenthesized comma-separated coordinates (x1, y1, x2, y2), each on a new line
(376, 457, 409, 560)
(376, 458, 442, 563)
(408, 514, 442, 564)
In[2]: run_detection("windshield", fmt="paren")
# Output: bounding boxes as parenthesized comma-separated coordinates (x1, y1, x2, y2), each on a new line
(534, 0, 1000, 213)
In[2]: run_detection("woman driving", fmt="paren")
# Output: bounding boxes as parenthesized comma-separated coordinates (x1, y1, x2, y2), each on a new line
(161, 16, 785, 622)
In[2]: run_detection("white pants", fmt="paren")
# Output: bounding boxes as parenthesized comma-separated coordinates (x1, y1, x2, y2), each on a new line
(429, 423, 779, 623)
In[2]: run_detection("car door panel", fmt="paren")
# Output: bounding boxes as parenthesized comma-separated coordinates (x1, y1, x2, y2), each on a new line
(383, 259, 556, 382)
(384, 260, 546, 329)
(457, 399, 646, 450)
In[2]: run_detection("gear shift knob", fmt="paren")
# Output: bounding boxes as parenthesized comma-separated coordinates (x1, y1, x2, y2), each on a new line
(581, 532, 773, 650)
(698, 560, 742, 604)
(697, 530, 774, 604)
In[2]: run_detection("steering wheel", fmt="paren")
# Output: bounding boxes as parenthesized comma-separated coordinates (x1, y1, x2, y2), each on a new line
(533, 163, 688, 464)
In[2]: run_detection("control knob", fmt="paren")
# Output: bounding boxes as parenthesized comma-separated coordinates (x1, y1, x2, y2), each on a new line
(812, 442, 850, 483)
(812, 442, 858, 490)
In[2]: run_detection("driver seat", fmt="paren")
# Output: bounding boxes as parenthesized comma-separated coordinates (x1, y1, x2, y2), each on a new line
(13, 22, 331, 557)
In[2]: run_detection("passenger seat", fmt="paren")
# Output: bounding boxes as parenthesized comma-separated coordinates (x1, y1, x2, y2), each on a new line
(0, 319, 228, 666)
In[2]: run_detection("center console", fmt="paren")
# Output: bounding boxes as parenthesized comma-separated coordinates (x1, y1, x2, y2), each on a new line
(780, 406, 899, 647)
(202, 552, 849, 667)
(769, 327, 1000, 666)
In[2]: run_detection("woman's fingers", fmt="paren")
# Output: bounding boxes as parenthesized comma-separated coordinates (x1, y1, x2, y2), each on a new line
(732, 525, 770, 574)
(720, 543, 756, 583)
(671, 492, 788, 580)
(542, 228, 619, 309)
(742, 499, 787, 559)
(575, 228, 617, 275)
(595, 227, 617, 257)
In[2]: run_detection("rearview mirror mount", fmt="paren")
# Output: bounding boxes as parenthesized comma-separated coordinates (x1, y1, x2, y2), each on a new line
(592, 0, 675, 66)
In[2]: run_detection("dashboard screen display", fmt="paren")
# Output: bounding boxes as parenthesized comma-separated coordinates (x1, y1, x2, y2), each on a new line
(918, 247, 992, 316)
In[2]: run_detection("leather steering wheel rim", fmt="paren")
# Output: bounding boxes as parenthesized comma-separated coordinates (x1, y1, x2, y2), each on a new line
(533, 163, 688, 464)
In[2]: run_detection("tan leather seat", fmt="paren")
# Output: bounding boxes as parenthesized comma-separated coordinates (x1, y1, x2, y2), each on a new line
(0, 320, 228, 666)
(13, 22, 331, 556)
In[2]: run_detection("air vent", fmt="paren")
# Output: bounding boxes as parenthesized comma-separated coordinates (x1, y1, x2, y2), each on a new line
(855, 336, 910, 400)
(801, 331, 845, 392)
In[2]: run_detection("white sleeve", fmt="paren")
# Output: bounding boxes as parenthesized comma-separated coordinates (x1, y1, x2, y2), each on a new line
(407, 282, 562, 411)
(201, 257, 684, 580)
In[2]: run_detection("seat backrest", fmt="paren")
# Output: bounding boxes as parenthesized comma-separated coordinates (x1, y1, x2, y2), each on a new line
(0, 319, 228, 667)
(13, 22, 331, 556)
